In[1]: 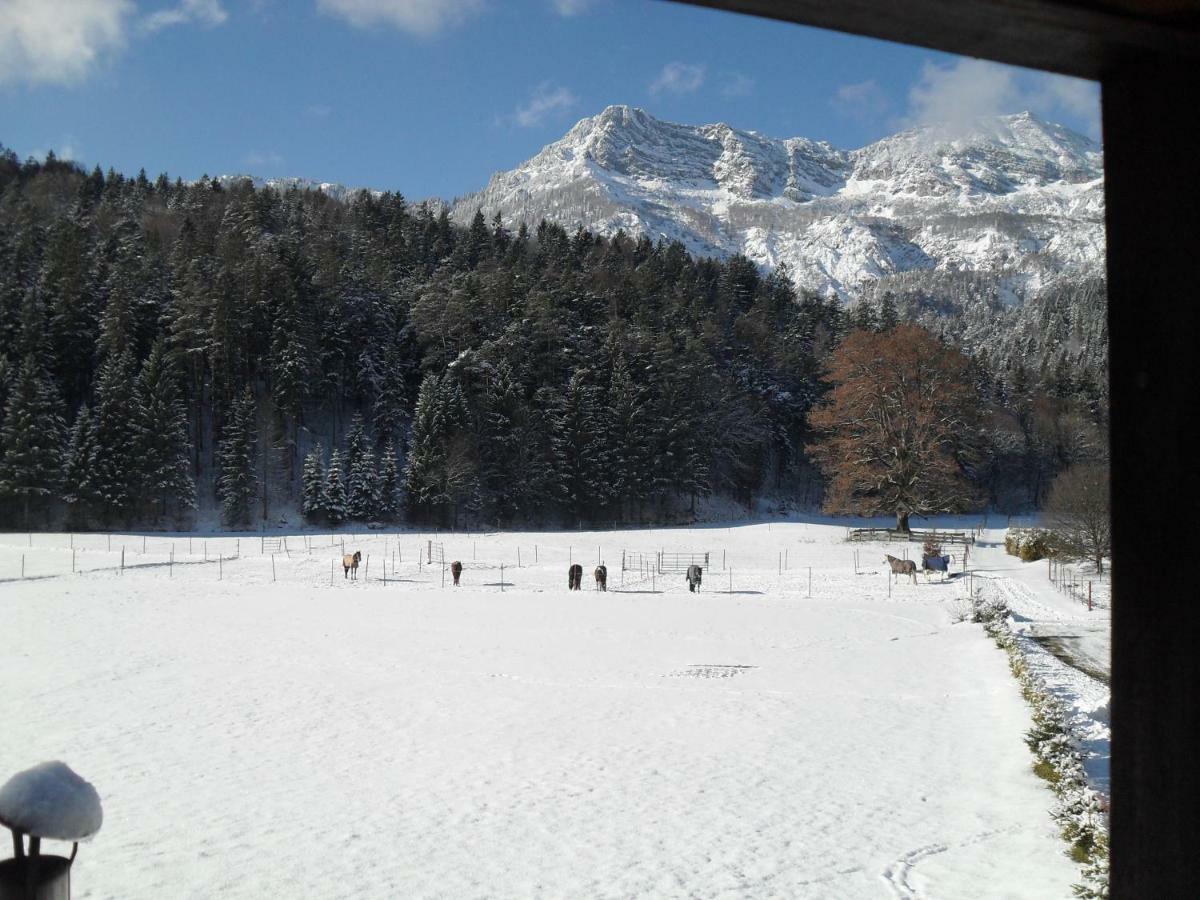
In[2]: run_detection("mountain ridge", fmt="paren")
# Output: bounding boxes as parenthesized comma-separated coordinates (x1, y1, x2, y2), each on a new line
(450, 105, 1104, 299)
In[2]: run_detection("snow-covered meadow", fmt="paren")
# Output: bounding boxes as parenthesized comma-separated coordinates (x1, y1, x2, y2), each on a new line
(0, 520, 1107, 898)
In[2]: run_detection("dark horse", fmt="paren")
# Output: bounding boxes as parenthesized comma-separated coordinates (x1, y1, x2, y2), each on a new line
(342, 551, 361, 580)
(594, 565, 607, 591)
(687, 565, 702, 593)
(568, 564, 583, 590)
(885, 554, 918, 584)
(450, 560, 462, 586)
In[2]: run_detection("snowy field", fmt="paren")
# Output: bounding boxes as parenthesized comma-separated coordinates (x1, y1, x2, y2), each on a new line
(0, 521, 1102, 899)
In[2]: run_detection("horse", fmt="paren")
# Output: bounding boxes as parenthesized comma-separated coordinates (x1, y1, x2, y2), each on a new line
(922, 554, 950, 581)
(594, 565, 607, 591)
(342, 550, 361, 580)
(450, 560, 462, 586)
(687, 565, 703, 593)
(885, 554, 918, 584)
(568, 564, 583, 590)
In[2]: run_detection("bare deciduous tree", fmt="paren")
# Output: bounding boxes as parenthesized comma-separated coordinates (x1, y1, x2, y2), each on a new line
(1043, 460, 1111, 574)
(807, 325, 980, 531)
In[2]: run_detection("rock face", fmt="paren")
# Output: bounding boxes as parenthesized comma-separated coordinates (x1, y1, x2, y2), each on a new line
(451, 106, 1104, 299)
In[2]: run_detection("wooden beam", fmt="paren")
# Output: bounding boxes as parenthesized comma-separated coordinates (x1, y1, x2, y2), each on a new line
(669, 0, 1200, 80)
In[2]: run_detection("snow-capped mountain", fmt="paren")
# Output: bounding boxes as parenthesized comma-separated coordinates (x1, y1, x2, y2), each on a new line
(213, 174, 379, 202)
(451, 106, 1104, 299)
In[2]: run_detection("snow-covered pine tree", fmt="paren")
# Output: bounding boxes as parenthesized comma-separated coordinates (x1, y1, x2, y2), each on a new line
(404, 373, 450, 518)
(301, 443, 327, 523)
(61, 404, 100, 526)
(134, 339, 196, 521)
(89, 349, 139, 523)
(343, 415, 380, 520)
(378, 446, 401, 521)
(216, 386, 258, 527)
(323, 449, 348, 525)
(0, 355, 66, 526)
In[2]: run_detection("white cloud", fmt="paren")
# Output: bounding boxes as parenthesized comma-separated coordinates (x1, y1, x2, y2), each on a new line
(550, 0, 595, 13)
(244, 149, 284, 168)
(511, 82, 577, 128)
(720, 72, 754, 99)
(0, 0, 133, 87)
(141, 0, 228, 34)
(831, 79, 888, 120)
(306, 103, 333, 118)
(649, 62, 704, 96)
(904, 58, 1100, 138)
(316, 0, 486, 36)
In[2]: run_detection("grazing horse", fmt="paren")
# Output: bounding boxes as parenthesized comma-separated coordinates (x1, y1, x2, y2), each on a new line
(885, 554, 918, 584)
(686, 565, 703, 593)
(343, 550, 362, 580)
(594, 565, 607, 591)
(568, 564, 583, 590)
(450, 560, 462, 586)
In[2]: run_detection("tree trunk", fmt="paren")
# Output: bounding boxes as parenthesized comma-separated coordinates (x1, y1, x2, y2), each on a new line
(896, 510, 910, 532)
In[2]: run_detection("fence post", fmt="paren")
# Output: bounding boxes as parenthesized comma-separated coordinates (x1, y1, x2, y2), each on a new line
(169, 548, 173, 578)
(518, 547, 522, 568)
(219, 555, 222, 580)
(427, 540, 432, 564)
(501, 564, 505, 593)
(808, 567, 812, 598)
(142, 535, 147, 553)
(72, 548, 76, 574)
(365, 554, 369, 578)
(271, 554, 276, 582)
(120, 548, 124, 573)
(21, 554, 24, 579)
(1089, 581, 1093, 611)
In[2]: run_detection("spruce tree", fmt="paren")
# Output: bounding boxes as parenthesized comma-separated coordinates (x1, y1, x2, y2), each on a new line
(301, 443, 327, 523)
(61, 404, 100, 525)
(89, 349, 139, 522)
(134, 340, 196, 520)
(378, 446, 401, 521)
(0, 355, 65, 525)
(323, 449, 347, 525)
(216, 387, 258, 527)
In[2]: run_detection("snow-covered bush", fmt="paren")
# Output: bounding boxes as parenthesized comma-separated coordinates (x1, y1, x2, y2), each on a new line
(1005, 528, 1054, 562)
(973, 597, 1109, 898)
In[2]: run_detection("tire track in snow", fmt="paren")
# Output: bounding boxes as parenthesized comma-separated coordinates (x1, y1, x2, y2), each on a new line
(881, 826, 1021, 898)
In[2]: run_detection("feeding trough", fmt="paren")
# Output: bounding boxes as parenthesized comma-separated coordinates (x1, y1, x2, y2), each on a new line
(0, 762, 102, 900)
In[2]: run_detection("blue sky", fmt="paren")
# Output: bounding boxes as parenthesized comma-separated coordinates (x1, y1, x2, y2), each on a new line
(1, 0, 1101, 200)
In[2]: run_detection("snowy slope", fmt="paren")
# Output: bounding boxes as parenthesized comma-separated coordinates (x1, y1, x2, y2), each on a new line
(1, 522, 1088, 898)
(451, 106, 1104, 299)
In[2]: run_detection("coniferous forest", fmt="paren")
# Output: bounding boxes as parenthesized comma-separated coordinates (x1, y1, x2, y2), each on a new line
(0, 148, 1109, 530)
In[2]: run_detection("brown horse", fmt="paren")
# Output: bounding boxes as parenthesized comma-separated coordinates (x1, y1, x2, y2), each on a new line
(594, 565, 607, 591)
(343, 551, 361, 580)
(885, 554, 918, 584)
(568, 564, 582, 590)
(450, 560, 462, 586)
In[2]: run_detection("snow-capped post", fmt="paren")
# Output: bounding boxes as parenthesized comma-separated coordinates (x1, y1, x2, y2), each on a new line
(0, 761, 102, 899)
